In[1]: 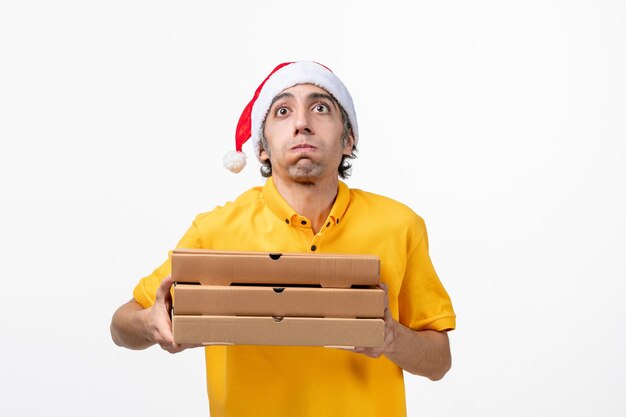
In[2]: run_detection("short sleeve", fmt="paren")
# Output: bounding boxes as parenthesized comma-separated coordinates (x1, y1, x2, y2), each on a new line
(132, 219, 203, 308)
(398, 220, 456, 332)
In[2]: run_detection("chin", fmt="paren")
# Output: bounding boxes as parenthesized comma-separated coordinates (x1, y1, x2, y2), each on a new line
(288, 164, 323, 184)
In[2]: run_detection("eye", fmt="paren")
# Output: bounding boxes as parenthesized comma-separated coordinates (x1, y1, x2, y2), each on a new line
(313, 104, 330, 113)
(275, 107, 289, 116)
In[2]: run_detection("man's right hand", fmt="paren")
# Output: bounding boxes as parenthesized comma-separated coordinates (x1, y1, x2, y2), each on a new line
(141, 275, 186, 353)
(110, 276, 202, 353)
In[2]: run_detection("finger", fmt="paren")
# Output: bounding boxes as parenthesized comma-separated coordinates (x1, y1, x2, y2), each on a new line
(378, 282, 389, 303)
(152, 328, 175, 352)
(161, 341, 202, 354)
(158, 317, 175, 343)
(155, 276, 174, 303)
(180, 343, 204, 349)
(161, 342, 183, 354)
(351, 346, 383, 358)
(383, 306, 394, 322)
(378, 282, 389, 308)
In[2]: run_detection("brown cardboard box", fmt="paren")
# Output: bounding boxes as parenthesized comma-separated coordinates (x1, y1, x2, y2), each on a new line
(172, 315, 385, 347)
(172, 249, 379, 288)
(171, 250, 384, 347)
(173, 284, 385, 318)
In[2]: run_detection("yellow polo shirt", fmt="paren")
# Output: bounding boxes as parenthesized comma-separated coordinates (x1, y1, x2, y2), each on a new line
(134, 177, 455, 417)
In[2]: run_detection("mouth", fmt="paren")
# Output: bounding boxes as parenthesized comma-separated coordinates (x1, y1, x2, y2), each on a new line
(291, 143, 316, 151)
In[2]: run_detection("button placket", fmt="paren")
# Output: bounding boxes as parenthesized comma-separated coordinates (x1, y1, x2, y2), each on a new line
(293, 215, 311, 228)
(309, 234, 321, 252)
(309, 215, 339, 252)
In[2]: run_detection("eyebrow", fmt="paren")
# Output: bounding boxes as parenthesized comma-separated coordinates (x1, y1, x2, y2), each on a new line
(269, 92, 293, 108)
(269, 91, 339, 110)
(308, 92, 339, 109)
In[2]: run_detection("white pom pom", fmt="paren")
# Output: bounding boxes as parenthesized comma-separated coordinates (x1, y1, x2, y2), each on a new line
(223, 150, 247, 173)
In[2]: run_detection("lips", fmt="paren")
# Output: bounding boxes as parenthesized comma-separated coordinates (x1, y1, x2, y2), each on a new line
(291, 143, 316, 151)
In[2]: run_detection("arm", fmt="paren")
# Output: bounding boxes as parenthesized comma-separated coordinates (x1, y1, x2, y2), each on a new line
(110, 276, 200, 353)
(353, 284, 452, 381)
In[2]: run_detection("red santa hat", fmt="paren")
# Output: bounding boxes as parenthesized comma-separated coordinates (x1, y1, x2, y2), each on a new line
(223, 61, 359, 173)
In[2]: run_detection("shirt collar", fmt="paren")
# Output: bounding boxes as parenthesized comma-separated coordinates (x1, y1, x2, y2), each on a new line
(262, 176, 351, 226)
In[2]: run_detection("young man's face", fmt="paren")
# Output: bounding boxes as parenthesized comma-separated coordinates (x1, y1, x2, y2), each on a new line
(261, 84, 354, 185)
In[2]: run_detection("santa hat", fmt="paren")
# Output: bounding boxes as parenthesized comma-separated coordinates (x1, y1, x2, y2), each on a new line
(223, 61, 359, 173)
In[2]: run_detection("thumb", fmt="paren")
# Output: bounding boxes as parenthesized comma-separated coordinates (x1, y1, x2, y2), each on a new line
(156, 275, 174, 304)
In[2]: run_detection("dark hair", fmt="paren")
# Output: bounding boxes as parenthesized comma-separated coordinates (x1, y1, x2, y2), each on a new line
(258, 104, 358, 179)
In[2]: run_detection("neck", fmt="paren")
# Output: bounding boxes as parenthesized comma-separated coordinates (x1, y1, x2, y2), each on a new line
(272, 175, 339, 234)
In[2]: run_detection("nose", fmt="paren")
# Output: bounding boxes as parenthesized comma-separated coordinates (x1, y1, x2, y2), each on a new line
(293, 108, 312, 136)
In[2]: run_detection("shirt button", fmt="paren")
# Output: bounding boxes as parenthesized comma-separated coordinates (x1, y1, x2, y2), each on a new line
(311, 245, 317, 251)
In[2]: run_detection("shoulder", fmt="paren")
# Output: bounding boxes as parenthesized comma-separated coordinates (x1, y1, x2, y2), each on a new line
(345, 187, 430, 256)
(346, 188, 428, 244)
(193, 185, 264, 225)
(349, 188, 425, 225)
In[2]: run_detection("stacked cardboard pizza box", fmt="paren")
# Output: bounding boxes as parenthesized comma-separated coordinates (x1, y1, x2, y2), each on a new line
(171, 249, 385, 347)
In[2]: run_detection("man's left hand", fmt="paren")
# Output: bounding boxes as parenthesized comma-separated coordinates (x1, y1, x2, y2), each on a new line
(351, 282, 396, 358)
(345, 282, 452, 380)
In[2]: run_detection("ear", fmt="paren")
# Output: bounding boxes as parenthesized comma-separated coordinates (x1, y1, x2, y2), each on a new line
(342, 132, 355, 156)
(260, 148, 270, 162)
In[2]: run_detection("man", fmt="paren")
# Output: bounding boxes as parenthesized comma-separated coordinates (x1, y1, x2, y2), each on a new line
(111, 61, 456, 417)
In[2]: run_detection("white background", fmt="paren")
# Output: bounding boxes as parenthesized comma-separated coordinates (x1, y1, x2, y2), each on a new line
(1, 1, 625, 416)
